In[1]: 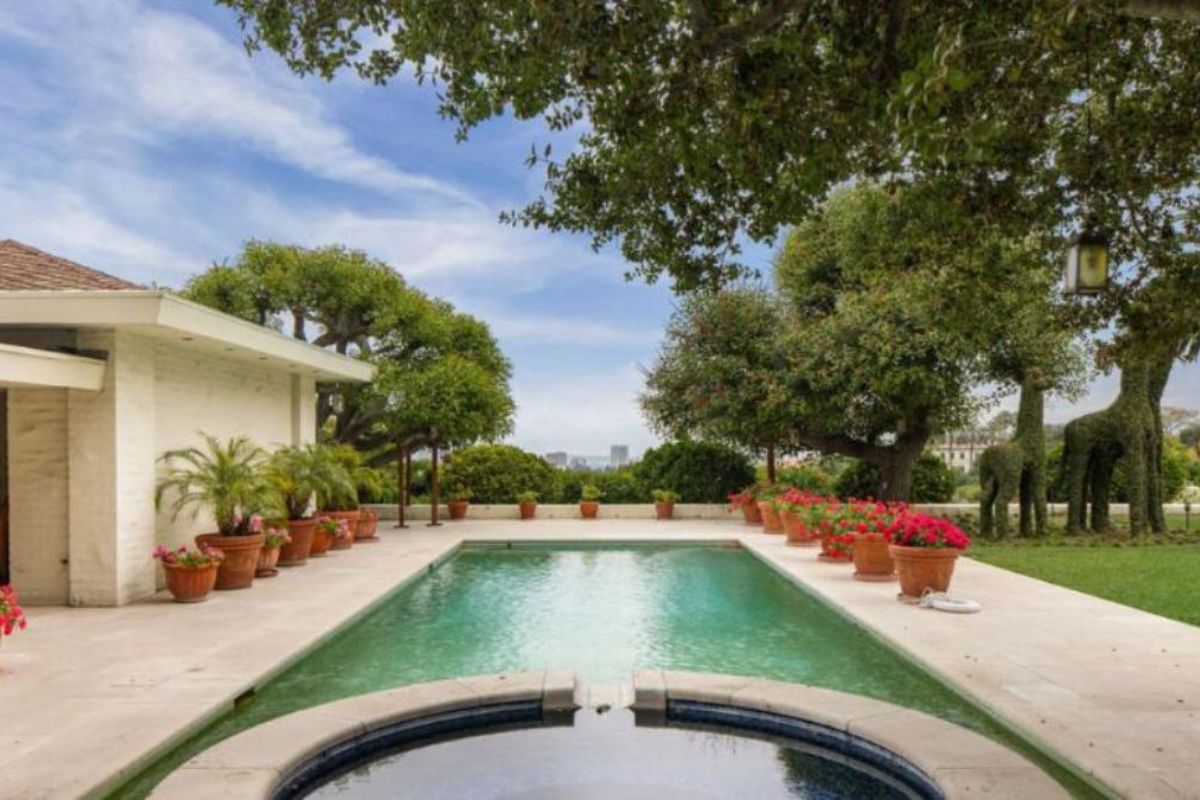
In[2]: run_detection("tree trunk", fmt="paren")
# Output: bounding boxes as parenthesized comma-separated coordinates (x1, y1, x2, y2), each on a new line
(873, 435, 928, 502)
(292, 310, 306, 340)
(395, 441, 408, 529)
(428, 443, 442, 527)
(765, 443, 777, 484)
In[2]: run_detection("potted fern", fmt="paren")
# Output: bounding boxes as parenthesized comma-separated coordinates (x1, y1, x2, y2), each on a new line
(156, 434, 278, 591)
(265, 443, 351, 566)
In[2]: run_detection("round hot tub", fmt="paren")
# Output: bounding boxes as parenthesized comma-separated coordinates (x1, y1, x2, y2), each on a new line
(149, 671, 1069, 800)
(301, 706, 926, 799)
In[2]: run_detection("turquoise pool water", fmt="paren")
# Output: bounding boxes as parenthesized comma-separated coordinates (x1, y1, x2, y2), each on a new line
(111, 544, 1096, 798)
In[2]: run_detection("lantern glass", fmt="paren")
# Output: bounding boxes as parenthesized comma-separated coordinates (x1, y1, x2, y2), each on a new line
(1063, 226, 1109, 295)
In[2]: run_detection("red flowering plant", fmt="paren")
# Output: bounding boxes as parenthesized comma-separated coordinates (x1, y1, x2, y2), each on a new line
(727, 486, 760, 510)
(152, 544, 223, 569)
(885, 513, 971, 550)
(1, 584, 28, 639)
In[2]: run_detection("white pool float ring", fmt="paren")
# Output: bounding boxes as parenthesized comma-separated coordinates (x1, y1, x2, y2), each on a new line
(918, 590, 982, 614)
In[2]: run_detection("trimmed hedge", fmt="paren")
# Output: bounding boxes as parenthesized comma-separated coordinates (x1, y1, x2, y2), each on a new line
(634, 441, 755, 503)
(444, 444, 558, 503)
(834, 453, 957, 503)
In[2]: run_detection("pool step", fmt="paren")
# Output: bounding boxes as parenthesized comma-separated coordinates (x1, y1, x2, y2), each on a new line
(575, 680, 635, 711)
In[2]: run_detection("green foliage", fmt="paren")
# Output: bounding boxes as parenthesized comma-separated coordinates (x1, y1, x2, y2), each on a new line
(215, 2, 1200, 299)
(265, 443, 354, 520)
(835, 454, 957, 504)
(443, 445, 558, 504)
(634, 441, 755, 503)
(549, 468, 642, 503)
(378, 354, 514, 450)
(642, 288, 792, 462)
(156, 434, 278, 536)
(768, 464, 835, 495)
(652, 488, 680, 503)
(516, 490, 538, 504)
(1181, 423, 1200, 451)
(580, 484, 602, 502)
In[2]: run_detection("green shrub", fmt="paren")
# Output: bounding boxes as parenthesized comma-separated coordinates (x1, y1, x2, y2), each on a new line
(552, 468, 643, 502)
(634, 441, 755, 503)
(443, 444, 558, 503)
(652, 488, 680, 502)
(772, 463, 835, 494)
(834, 453, 957, 503)
(580, 484, 602, 501)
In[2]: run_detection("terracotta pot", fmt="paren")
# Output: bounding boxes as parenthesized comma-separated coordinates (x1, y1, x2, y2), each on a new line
(255, 545, 281, 578)
(818, 534, 855, 563)
(655, 501, 675, 520)
(519, 502, 537, 520)
(448, 500, 469, 520)
(330, 531, 354, 551)
(781, 509, 817, 547)
(354, 509, 379, 542)
(758, 501, 784, 534)
(195, 533, 263, 591)
(309, 527, 334, 557)
(162, 562, 218, 603)
(740, 502, 763, 525)
(580, 501, 599, 519)
(852, 537, 895, 582)
(890, 545, 960, 599)
(279, 519, 315, 566)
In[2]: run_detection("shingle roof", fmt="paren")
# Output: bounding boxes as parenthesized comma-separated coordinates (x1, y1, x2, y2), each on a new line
(0, 240, 143, 291)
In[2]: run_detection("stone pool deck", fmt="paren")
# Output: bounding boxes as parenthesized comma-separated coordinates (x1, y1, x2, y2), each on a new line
(2, 518, 1199, 798)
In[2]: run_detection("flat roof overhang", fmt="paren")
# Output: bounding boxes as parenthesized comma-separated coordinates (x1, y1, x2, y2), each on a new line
(0, 291, 374, 383)
(0, 342, 106, 390)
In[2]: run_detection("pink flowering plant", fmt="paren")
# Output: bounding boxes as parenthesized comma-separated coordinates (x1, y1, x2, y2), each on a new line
(314, 515, 343, 537)
(252, 516, 291, 549)
(1, 584, 28, 638)
(152, 544, 223, 569)
(885, 513, 971, 550)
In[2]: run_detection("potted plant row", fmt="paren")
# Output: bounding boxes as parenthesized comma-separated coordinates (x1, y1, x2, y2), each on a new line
(155, 436, 375, 603)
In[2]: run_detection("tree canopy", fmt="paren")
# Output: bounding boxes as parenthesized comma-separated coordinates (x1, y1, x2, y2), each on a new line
(215, 1, 1200, 295)
(182, 241, 513, 464)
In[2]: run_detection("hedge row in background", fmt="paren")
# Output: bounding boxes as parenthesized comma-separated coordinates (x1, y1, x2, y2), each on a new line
(834, 453, 957, 504)
(442, 444, 559, 503)
(632, 441, 755, 503)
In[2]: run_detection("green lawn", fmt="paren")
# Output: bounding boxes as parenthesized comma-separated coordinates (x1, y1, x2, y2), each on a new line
(968, 542, 1200, 627)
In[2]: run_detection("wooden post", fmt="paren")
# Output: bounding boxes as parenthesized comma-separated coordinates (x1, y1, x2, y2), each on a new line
(428, 443, 442, 527)
(395, 441, 408, 529)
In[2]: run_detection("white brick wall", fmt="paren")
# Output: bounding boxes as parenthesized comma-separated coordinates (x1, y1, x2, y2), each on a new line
(6, 329, 319, 606)
(7, 388, 69, 604)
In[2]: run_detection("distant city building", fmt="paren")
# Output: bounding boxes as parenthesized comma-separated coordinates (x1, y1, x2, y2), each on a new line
(610, 444, 630, 468)
(929, 431, 999, 474)
(544, 451, 568, 468)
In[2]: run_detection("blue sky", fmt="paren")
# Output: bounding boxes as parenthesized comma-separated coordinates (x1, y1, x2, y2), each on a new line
(0, 1, 1195, 456)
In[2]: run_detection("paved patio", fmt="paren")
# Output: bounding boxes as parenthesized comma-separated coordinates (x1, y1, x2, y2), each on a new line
(2, 518, 1198, 799)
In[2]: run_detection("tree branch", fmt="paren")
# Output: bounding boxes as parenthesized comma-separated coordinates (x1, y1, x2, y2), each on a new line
(1122, 0, 1200, 23)
(710, 0, 809, 53)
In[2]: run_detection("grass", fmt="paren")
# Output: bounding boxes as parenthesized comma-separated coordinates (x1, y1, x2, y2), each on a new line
(969, 521, 1200, 626)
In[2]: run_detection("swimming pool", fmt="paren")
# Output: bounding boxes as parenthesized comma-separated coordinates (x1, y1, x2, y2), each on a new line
(113, 543, 1096, 798)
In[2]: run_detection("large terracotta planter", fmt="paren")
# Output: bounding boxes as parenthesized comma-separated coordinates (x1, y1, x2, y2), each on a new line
(195, 533, 263, 591)
(758, 501, 784, 534)
(279, 519, 315, 566)
(255, 545, 281, 578)
(448, 501, 469, 520)
(890, 545, 960, 599)
(655, 501, 675, 520)
(739, 502, 763, 525)
(852, 537, 895, 582)
(310, 527, 334, 557)
(580, 501, 599, 519)
(326, 510, 359, 551)
(780, 509, 817, 547)
(519, 502, 537, 520)
(162, 563, 219, 603)
(355, 509, 379, 542)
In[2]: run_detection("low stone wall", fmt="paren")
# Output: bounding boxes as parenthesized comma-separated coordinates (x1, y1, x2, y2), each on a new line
(366, 502, 1192, 523)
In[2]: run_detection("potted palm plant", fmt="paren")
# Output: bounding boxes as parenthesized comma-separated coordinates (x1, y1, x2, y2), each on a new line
(318, 444, 367, 549)
(517, 490, 538, 520)
(156, 434, 278, 591)
(265, 443, 350, 566)
(652, 488, 679, 520)
(579, 484, 601, 519)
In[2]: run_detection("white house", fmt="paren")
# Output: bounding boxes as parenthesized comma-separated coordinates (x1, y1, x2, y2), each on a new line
(0, 240, 372, 607)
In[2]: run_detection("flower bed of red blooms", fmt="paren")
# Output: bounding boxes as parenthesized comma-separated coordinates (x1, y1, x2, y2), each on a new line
(1, 584, 29, 637)
(772, 489, 970, 550)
